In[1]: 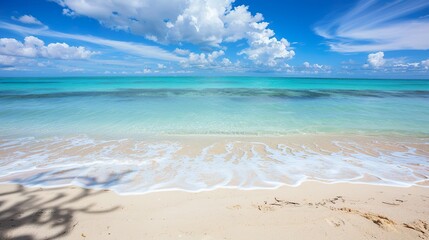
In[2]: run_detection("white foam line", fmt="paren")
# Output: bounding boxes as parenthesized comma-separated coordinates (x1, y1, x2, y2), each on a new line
(0, 135, 428, 195)
(0, 178, 423, 197)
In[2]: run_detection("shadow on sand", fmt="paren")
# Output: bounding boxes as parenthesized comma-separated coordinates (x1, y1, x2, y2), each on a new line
(0, 174, 123, 240)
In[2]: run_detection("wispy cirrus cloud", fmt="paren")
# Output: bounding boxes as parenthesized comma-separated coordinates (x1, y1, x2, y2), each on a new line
(315, 0, 429, 52)
(0, 22, 184, 62)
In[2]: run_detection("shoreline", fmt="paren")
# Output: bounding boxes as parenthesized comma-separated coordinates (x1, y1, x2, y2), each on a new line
(2, 131, 429, 141)
(0, 177, 428, 197)
(1, 182, 428, 239)
(1, 134, 428, 194)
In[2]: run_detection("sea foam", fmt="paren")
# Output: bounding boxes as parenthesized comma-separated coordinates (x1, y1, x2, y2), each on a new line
(0, 135, 427, 194)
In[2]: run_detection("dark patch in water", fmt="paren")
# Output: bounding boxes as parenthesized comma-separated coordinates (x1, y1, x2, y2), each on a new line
(0, 81, 60, 84)
(0, 90, 26, 95)
(0, 88, 428, 100)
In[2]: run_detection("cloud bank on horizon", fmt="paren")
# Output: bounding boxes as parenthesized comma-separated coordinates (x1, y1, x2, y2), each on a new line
(0, 0, 428, 77)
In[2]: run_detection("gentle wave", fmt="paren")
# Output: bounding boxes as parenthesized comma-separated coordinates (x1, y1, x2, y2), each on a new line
(0, 135, 427, 194)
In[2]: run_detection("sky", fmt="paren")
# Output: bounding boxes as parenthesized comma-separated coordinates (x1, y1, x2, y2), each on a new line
(0, 0, 428, 78)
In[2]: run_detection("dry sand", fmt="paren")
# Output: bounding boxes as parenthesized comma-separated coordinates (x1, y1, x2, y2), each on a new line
(0, 182, 428, 240)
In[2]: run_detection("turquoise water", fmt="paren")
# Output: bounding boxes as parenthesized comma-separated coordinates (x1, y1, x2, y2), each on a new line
(0, 77, 428, 193)
(0, 77, 428, 137)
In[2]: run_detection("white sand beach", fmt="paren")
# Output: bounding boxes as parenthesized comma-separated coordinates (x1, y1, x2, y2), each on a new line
(1, 182, 428, 240)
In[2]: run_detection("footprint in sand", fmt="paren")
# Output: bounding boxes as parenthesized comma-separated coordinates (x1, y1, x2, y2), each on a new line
(382, 199, 405, 206)
(255, 204, 275, 212)
(325, 217, 345, 227)
(254, 198, 300, 212)
(337, 207, 396, 231)
(228, 204, 242, 210)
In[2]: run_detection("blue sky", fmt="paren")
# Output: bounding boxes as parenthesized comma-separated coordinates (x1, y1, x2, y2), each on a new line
(0, 0, 428, 78)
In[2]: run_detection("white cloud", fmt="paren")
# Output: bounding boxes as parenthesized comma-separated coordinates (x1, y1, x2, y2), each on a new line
(303, 61, 310, 68)
(0, 22, 184, 62)
(181, 50, 225, 68)
(166, 0, 234, 45)
(0, 36, 96, 60)
(157, 63, 166, 69)
(54, 0, 254, 45)
(393, 62, 420, 68)
(0, 54, 17, 65)
(385, 60, 429, 73)
(179, 50, 240, 72)
(12, 15, 43, 25)
(42, 42, 96, 59)
(283, 63, 295, 73)
(367, 52, 385, 68)
(0, 37, 38, 58)
(168, 69, 194, 74)
(54, 0, 294, 65)
(134, 68, 154, 74)
(222, 5, 263, 42)
(62, 8, 75, 17)
(174, 48, 190, 56)
(361, 53, 429, 72)
(89, 59, 146, 67)
(301, 61, 330, 73)
(422, 59, 429, 69)
(0, 67, 20, 71)
(61, 66, 84, 72)
(239, 22, 295, 66)
(315, 0, 429, 52)
(221, 58, 232, 66)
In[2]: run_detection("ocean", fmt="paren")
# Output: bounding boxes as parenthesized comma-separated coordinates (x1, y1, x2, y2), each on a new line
(0, 77, 428, 193)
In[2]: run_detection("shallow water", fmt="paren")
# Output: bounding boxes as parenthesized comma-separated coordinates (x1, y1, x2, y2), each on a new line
(0, 77, 428, 193)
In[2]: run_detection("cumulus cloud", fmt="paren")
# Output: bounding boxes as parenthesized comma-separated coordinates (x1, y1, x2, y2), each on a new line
(221, 58, 232, 66)
(361, 53, 429, 73)
(178, 49, 237, 72)
(133, 68, 161, 74)
(302, 61, 330, 73)
(42, 42, 96, 59)
(54, 0, 294, 66)
(166, 0, 235, 45)
(366, 52, 386, 68)
(239, 22, 295, 66)
(62, 8, 75, 17)
(0, 21, 186, 62)
(0, 36, 97, 60)
(12, 15, 43, 25)
(157, 63, 166, 69)
(303, 62, 311, 68)
(181, 50, 225, 68)
(383, 60, 429, 73)
(315, 0, 429, 52)
(54, 0, 251, 45)
(0, 54, 18, 66)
